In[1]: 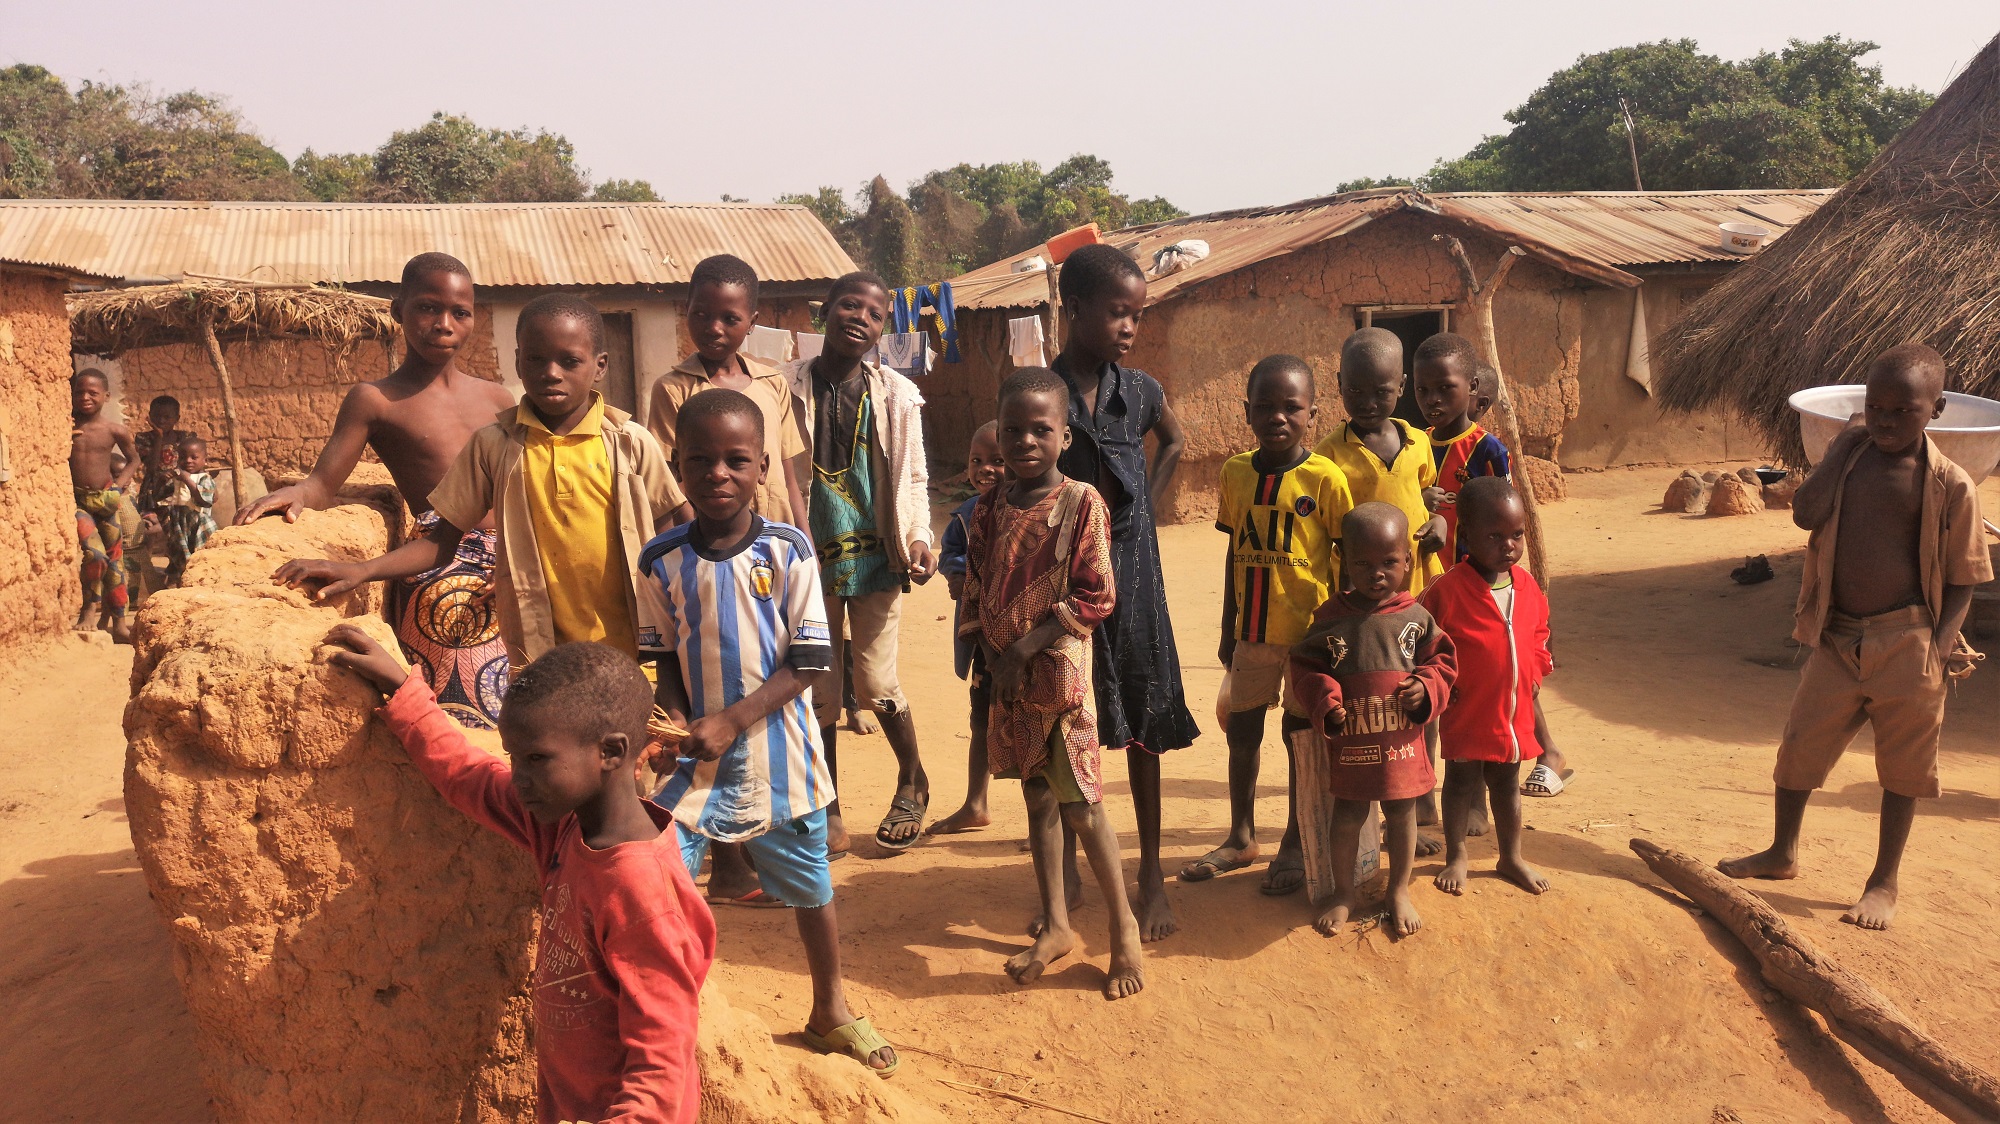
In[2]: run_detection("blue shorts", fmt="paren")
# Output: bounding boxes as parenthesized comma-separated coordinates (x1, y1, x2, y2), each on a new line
(672, 807, 835, 909)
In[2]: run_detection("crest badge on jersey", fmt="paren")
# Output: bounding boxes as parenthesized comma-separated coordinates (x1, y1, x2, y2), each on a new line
(750, 557, 775, 600)
(1324, 635, 1349, 668)
(1294, 495, 1317, 517)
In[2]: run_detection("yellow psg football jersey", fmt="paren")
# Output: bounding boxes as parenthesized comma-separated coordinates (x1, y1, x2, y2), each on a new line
(1217, 450, 1354, 646)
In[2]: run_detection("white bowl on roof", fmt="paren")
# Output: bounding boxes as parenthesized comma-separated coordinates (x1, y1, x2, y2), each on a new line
(1789, 385, 2000, 483)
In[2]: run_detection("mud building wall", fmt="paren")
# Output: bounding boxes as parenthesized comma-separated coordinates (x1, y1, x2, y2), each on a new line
(1563, 276, 1768, 468)
(0, 268, 84, 654)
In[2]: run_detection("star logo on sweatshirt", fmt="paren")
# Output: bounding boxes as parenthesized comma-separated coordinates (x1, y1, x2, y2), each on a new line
(1324, 635, 1349, 668)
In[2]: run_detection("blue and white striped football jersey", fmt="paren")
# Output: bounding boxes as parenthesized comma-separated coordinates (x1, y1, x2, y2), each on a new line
(636, 516, 835, 840)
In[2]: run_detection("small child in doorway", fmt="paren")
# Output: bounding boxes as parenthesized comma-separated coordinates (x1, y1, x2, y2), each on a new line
(636, 388, 898, 1075)
(325, 627, 715, 1122)
(157, 435, 218, 586)
(930, 420, 1009, 836)
(1421, 477, 1551, 897)
(1412, 333, 1510, 565)
(1719, 344, 1990, 930)
(69, 369, 139, 643)
(1288, 503, 1456, 938)
(961, 368, 1143, 1000)
(1180, 355, 1353, 896)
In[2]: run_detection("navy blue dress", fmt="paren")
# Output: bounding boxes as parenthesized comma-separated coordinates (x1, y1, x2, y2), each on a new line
(1054, 357, 1201, 753)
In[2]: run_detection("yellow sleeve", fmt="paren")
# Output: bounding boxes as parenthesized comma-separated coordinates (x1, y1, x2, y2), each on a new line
(1415, 429, 1437, 488)
(1215, 458, 1243, 533)
(1318, 463, 1355, 538)
(645, 379, 681, 462)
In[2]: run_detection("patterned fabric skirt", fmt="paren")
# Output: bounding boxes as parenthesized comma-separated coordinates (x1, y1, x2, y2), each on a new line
(395, 514, 508, 729)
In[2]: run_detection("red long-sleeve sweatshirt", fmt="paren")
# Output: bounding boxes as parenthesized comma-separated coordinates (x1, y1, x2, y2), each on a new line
(382, 676, 716, 1124)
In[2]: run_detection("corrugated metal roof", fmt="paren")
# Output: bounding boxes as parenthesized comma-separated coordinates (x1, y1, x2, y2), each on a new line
(0, 200, 856, 287)
(950, 188, 1833, 309)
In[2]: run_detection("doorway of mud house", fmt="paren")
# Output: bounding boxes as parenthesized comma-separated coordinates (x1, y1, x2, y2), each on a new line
(601, 312, 638, 414)
(1356, 306, 1450, 428)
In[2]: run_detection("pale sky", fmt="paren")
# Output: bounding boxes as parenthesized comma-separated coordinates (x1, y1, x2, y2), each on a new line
(3, 0, 1990, 215)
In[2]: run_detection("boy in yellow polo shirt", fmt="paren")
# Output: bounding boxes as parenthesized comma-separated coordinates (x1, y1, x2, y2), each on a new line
(277, 294, 682, 670)
(1313, 328, 1447, 594)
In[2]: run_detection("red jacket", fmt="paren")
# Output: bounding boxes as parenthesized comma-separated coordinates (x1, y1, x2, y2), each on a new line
(384, 677, 716, 1124)
(1420, 562, 1553, 763)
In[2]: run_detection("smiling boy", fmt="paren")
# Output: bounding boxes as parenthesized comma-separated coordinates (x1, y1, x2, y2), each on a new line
(1719, 344, 1990, 930)
(326, 626, 715, 1122)
(277, 295, 685, 675)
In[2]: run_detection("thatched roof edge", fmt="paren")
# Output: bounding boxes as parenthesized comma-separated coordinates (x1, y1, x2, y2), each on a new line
(1653, 33, 2000, 464)
(68, 281, 401, 357)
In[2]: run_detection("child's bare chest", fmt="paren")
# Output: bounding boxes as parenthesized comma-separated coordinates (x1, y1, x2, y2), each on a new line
(1839, 459, 1924, 539)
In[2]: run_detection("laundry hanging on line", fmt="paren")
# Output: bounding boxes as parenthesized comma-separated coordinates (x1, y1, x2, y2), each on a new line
(1007, 314, 1047, 368)
(891, 283, 960, 363)
(795, 332, 825, 362)
(741, 324, 795, 365)
(870, 331, 932, 380)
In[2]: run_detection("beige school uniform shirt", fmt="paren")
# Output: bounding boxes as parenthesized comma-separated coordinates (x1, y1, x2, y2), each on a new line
(646, 353, 808, 525)
(1792, 434, 1993, 646)
(431, 394, 686, 671)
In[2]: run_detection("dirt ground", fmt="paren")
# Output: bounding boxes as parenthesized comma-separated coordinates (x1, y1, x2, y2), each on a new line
(2, 464, 1994, 1123)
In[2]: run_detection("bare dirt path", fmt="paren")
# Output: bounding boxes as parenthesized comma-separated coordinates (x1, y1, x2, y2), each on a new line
(3, 464, 1993, 1122)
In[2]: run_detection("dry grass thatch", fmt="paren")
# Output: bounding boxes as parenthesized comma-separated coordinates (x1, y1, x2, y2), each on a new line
(69, 280, 400, 357)
(1655, 32, 2000, 465)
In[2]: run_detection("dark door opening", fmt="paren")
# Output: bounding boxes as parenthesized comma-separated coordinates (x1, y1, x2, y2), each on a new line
(602, 312, 637, 414)
(1360, 309, 1447, 428)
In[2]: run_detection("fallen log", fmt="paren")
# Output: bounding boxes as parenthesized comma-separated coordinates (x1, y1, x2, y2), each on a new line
(1630, 837, 2000, 1122)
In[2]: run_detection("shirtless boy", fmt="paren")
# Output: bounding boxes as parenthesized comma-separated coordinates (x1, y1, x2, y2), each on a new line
(70, 369, 139, 642)
(1719, 344, 1991, 930)
(238, 253, 518, 727)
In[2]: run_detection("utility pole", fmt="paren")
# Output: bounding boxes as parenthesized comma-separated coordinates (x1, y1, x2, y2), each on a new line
(1619, 97, 1645, 191)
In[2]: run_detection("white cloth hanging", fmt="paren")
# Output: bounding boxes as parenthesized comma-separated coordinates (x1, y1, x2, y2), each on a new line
(1007, 314, 1047, 368)
(741, 324, 795, 365)
(872, 332, 928, 378)
(795, 332, 825, 361)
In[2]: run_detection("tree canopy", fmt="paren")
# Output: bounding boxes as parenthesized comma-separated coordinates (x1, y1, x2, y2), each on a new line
(0, 68, 661, 204)
(781, 156, 1185, 285)
(1416, 37, 1931, 192)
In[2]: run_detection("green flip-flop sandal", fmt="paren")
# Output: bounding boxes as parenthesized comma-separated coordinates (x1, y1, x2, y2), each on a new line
(803, 1015, 899, 1078)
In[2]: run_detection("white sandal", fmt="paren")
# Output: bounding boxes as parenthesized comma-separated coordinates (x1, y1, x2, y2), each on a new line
(1521, 762, 1569, 798)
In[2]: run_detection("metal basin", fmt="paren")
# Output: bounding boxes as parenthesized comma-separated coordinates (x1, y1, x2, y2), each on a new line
(1789, 386, 2000, 483)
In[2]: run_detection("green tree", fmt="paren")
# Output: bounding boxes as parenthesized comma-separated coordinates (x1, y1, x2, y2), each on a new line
(592, 178, 660, 202)
(0, 64, 303, 200)
(293, 148, 373, 201)
(368, 112, 585, 203)
(1417, 36, 1930, 192)
(1331, 176, 1414, 194)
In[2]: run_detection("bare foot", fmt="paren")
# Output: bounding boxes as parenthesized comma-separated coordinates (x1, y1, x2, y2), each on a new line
(110, 619, 134, 646)
(1027, 879, 1085, 937)
(845, 708, 878, 736)
(74, 606, 98, 632)
(1104, 930, 1145, 1000)
(1005, 926, 1077, 984)
(1313, 890, 1355, 936)
(1135, 879, 1177, 943)
(1717, 848, 1797, 880)
(1496, 856, 1549, 895)
(826, 810, 850, 858)
(1415, 833, 1444, 858)
(1387, 884, 1423, 937)
(1434, 855, 1470, 895)
(1466, 799, 1491, 838)
(926, 803, 991, 836)
(1841, 882, 1897, 930)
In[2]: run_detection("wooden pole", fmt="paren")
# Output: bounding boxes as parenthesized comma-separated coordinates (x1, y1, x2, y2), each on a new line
(1434, 236, 1550, 588)
(1631, 838, 2000, 1123)
(1043, 263, 1064, 361)
(197, 311, 248, 514)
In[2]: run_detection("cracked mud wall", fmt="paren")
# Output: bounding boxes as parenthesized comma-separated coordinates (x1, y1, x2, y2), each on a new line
(0, 268, 83, 655)
(123, 505, 935, 1123)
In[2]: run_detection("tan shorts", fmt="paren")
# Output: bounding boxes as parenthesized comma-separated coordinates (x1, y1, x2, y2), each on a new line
(1227, 641, 1304, 716)
(1775, 605, 1945, 799)
(814, 588, 908, 726)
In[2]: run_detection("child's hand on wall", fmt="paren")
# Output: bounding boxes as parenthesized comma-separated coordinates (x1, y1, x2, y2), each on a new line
(323, 623, 409, 694)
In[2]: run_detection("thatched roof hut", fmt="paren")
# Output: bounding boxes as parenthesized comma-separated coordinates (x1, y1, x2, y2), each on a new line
(1655, 33, 2000, 464)
(69, 281, 399, 357)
